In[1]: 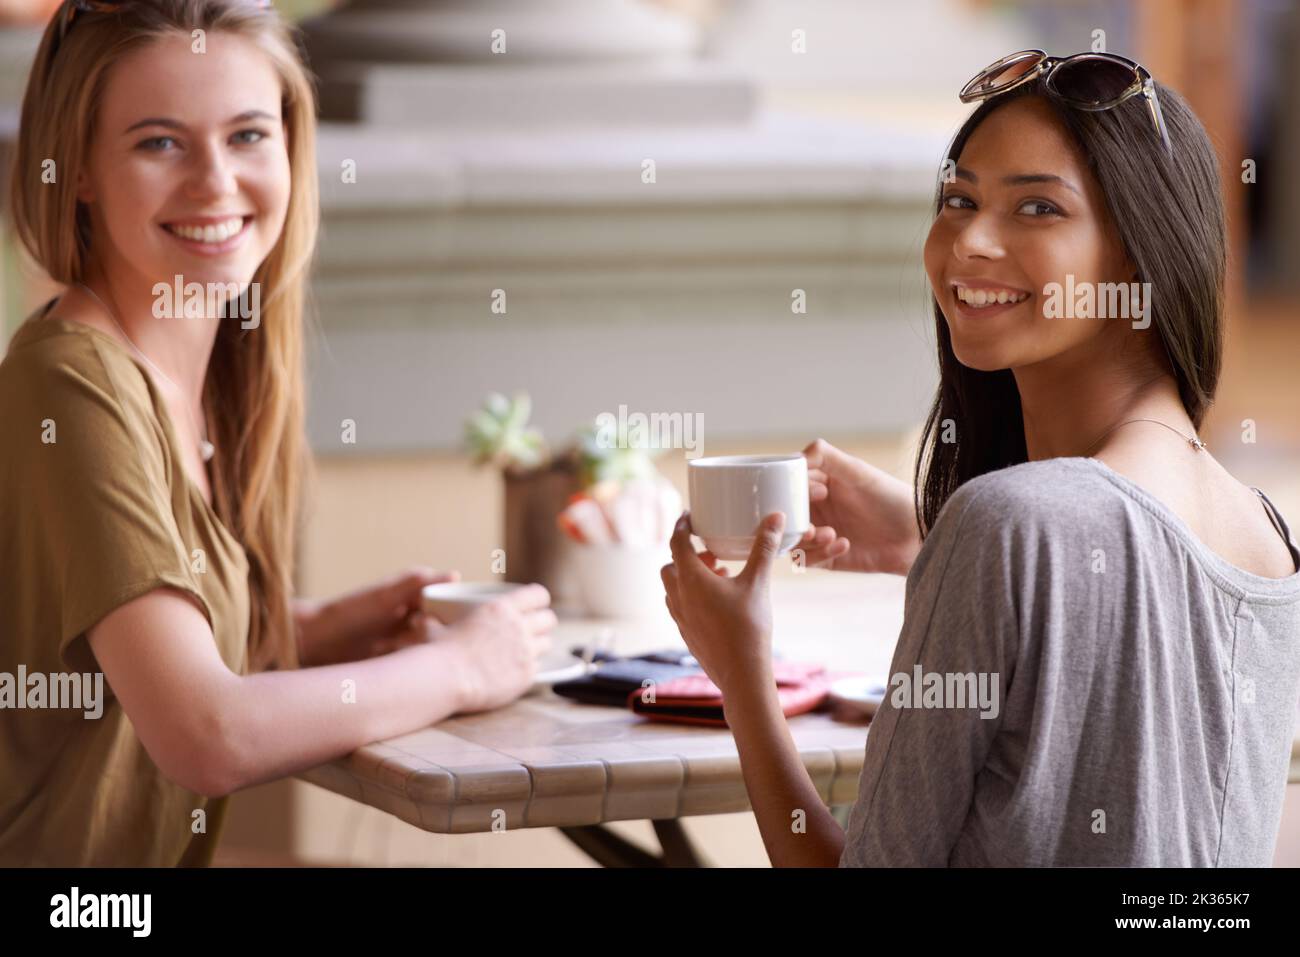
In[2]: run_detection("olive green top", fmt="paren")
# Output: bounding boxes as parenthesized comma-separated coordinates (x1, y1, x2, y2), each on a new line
(0, 300, 250, 866)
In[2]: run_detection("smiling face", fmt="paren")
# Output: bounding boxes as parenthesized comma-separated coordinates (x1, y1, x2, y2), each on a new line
(77, 30, 290, 293)
(923, 95, 1138, 372)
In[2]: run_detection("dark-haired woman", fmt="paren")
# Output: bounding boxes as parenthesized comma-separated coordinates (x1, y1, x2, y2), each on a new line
(662, 52, 1300, 867)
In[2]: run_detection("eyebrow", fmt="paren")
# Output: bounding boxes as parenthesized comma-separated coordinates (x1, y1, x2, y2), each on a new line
(954, 166, 1082, 197)
(123, 109, 278, 134)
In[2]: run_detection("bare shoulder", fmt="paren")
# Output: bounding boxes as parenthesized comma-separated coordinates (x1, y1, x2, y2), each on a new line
(1095, 448, 1297, 580)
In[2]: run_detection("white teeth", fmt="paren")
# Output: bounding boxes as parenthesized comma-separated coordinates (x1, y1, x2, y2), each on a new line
(165, 216, 245, 243)
(954, 285, 1029, 307)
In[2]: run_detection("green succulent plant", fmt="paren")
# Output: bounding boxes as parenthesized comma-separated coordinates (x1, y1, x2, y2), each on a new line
(465, 392, 546, 470)
(575, 419, 661, 487)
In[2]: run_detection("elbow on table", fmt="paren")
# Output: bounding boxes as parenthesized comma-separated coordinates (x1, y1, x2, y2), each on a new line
(152, 746, 239, 800)
(151, 702, 248, 800)
(170, 761, 238, 800)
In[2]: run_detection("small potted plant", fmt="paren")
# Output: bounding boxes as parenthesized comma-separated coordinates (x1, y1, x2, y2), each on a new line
(556, 421, 682, 619)
(465, 393, 583, 601)
(465, 394, 683, 619)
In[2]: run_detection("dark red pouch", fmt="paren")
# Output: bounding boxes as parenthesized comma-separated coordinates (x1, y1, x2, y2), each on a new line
(629, 661, 832, 727)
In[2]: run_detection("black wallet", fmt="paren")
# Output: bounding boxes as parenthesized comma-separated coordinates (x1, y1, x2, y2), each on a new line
(551, 655, 703, 707)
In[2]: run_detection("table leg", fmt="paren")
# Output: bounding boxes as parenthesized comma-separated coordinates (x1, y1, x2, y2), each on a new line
(651, 819, 706, 867)
(557, 819, 708, 867)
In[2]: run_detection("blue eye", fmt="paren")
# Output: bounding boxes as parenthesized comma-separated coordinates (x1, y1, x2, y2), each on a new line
(231, 128, 267, 145)
(138, 136, 177, 151)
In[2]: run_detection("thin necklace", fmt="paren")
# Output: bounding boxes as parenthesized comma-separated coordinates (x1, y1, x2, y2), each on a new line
(76, 282, 215, 463)
(1082, 417, 1207, 457)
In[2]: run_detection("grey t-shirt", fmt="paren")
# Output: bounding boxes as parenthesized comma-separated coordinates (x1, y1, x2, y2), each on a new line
(839, 456, 1300, 867)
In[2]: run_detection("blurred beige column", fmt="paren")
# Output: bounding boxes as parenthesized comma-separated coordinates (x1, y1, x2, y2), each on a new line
(296, 0, 942, 455)
(302, 0, 699, 63)
(298, 0, 765, 127)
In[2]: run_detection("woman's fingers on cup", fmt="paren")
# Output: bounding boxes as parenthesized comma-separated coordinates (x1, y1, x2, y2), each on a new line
(818, 536, 852, 564)
(696, 549, 730, 576)
(424, 616, 449, 638)
(526, 607, 558, 635)
(389, 567, 456, 609)
(803, 437, 846, 472)
(800, 529, 849, 567)
(798, 525, 836, 551)
(820, 535, 850, 559)
(669, 512, 702, 567)
(506, 583, 552, 612)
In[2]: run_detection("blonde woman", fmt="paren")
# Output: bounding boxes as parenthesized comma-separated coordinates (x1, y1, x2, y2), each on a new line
(0, 0, 555, 866)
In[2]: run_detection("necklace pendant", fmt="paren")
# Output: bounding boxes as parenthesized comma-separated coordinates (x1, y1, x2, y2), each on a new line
(1190, 437, 1206, 452)
(200, 440, 215, 462)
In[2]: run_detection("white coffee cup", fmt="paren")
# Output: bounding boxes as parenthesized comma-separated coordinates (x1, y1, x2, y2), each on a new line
(421, 581, 583, 692)
(421, 581, 528, 624)
(687, 454, 811, 560)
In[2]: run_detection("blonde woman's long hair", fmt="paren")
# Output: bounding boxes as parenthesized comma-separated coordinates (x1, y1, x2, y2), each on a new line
(9, 0, 319, 672)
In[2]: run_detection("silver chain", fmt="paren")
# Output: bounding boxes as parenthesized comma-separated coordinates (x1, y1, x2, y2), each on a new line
(1082, 417, 1206, 456)
(75, 282, 214, 462)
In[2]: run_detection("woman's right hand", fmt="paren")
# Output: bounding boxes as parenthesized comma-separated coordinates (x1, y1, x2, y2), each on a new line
(798, 438, 922, 576)
(439, 584, 557, 713)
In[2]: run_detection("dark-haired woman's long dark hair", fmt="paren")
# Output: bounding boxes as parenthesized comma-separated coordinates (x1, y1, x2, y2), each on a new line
(913, 79, 1227, 537)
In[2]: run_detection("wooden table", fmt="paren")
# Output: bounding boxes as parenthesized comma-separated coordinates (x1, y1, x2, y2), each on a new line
(296, 571, 905, 864)
(297, 570, 1300, 865)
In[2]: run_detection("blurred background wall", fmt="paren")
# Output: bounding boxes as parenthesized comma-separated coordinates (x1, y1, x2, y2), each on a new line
(2, 0, 1297, 866)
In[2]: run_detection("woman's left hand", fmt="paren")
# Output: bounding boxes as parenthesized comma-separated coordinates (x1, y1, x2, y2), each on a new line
(294, 567, 459, 667)
(660, 510, 786, 699)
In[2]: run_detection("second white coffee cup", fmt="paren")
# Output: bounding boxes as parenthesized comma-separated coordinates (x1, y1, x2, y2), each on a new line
(421, 581, 527, 623)
(687, 453, 811, 561)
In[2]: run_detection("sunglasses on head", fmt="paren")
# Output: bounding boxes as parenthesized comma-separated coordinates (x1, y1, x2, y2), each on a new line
(52, 0, 274, 58)
(959, 49, 1173, 156)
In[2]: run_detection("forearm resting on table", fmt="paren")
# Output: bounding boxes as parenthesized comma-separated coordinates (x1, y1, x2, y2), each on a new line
(90, 589, 467, 800)
(725, 685, 845, 867)
(215, 642, 464, 796)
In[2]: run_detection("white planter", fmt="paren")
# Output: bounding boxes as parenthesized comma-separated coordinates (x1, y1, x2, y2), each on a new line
(566, 541, 673, 621)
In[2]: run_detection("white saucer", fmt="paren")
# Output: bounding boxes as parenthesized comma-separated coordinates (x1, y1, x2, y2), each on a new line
(828, 675, 889, 718)
(530, 650, 588, 693)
